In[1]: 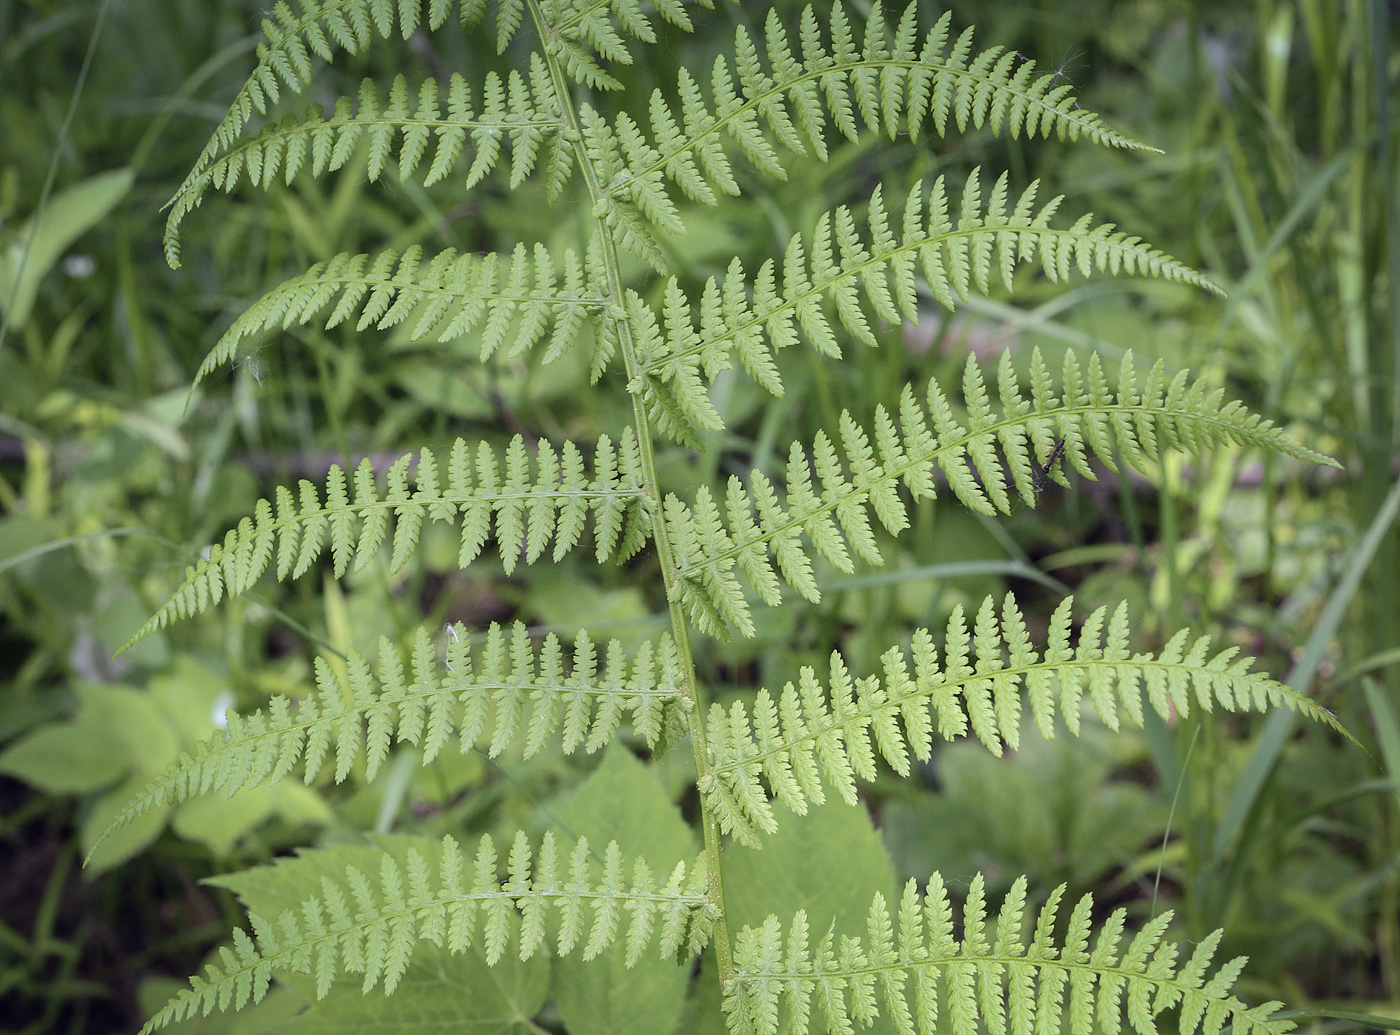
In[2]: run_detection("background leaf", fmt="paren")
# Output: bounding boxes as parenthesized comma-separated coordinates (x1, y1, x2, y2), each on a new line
(0, 167, 133, 328)
(553, 744, 698, 1035)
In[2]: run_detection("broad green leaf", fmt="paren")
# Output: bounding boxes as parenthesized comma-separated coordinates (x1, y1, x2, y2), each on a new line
(0, 682, 176, 793)
(147, 658, 235, 745)
(171, 782, 330, 857)
(0, 168, 134, 328)
(723, 800, 901, 1035)
(278, 946, 548, 1035)
(724, 794, 898, 950)
(882, 734, 1162, 898)
(553, 744, 697, 1035)
(0, 714, 130, 792)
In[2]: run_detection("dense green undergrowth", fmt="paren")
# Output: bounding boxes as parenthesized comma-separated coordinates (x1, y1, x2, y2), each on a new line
(0, 2, 1395, 1034)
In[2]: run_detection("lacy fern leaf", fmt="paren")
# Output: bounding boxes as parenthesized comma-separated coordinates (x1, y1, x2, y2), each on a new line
(141, 831, 712, 1035)
(95, 622, 690, 853)
(545, 0, 714, 91)
(586, 1, 1155, 261)
(195, 239, 607, 388)
(629, 174, 1220, 445)
(665, 348, 1339, 636)
(724, 873, 1295, 1035)
(165, 64, 567, 265)
(170, 1, 1159, 268)
(122, 432, 650, 650)
(165, 0, 720, 265)
(702, 594, 1343, 848)
(127, 2, 1347, 1032)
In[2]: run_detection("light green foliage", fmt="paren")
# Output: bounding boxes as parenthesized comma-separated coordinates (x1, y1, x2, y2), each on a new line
(702, 594, 1342, 847)
(96, 622, 690, 848)
(724, 875, 1286, 1035)
(142, 830, 712, 1032)
(125, 431, 651, 648)
(664, 349, 1335, 635)
(106, 2, 1344, 1034)
(194, 240, 607, 388)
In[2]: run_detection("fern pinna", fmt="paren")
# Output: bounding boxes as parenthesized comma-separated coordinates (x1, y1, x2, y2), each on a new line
(110, 2, 1343, 1034)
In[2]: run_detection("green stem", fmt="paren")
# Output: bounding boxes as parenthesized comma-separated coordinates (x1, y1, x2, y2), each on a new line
(525, 0, 734, 985)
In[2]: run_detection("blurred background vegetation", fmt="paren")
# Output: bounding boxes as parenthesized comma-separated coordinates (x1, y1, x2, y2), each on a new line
(0, 0, 1395, 1032)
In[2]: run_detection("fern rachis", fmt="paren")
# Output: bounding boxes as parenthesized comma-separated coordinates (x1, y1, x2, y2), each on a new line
(108, 3, 1345, 1034)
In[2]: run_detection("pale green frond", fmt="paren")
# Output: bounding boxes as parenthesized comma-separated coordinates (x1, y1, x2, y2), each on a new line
(628, 174, 1220, 444)
(141, 832, 713, 1034)
(121, 432, 651, 651)
(92, 623, 692, 855)
(665, 348, 1338, 636)
(189, 1, 487, 186)
(702, 594, 1346, 846)
(166, 0, 504, 266)
(164, 65, 565, 265)
(586, 1, 1153, 257)
(196, 240, 606, 389)
(723, 874, 1296, 1035)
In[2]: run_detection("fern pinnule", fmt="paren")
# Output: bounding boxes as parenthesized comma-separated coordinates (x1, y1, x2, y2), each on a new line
(534, 0, 716, 92)
(164, 64, 568, 266)
(629, 174, 1220, 445)
(723, 873, 1295, 1035)
(93, 622, 689, 855)
(196, 240, 606, 389)
(702, 594, 1343, 847)
(121, 432, 649, 651)
(141, 831, 712, 1035)
(665, 348, 1339, 636)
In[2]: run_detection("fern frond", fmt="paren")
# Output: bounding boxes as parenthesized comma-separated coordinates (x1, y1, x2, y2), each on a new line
(586, 1, 1153, 258)
(701, 593, 1344, 847)
(663, 348, 1338, 636)
(96, 623, 690, 850)
(629, 174, 1220, 444)
(165, 64, 565, 265)
(175, 2, 523, 255)
(724, 873, 1295, 1035)
(142, 832, 713, 1034)
(171, 0, 726, 264)
(122, 432, 651, 650)
(542, 0, 714, 91)
(193, 1, 477, 174)
(196, 240, 607, 388)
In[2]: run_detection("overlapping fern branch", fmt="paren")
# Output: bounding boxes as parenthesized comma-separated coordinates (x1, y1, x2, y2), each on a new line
(128, 2, 1347, 1033)
(194, 239, 608, 389)
(166, 0, 713, 264)
(164, 63, 569, 266)
(663, 347, 1340, 637)
(167, 0, 1152, 268)
(141, 831, 713, 1035)
(702, 594, 1343, 848)
(586, 1, 1155, 264)
(628, 174, 1220, 446)
(122, 431, 650, 651)
(723, 873, 1295, 1035)
(95, 622, 690, 852)
(200, 172, 1214, 444)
